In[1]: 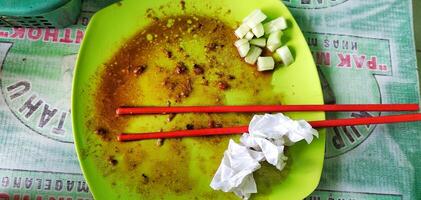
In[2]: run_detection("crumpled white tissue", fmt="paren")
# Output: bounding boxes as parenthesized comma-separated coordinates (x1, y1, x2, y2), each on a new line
(210, 140, 264, 199)
(248, 113, 318, 144)
(210, 113, 318, 199)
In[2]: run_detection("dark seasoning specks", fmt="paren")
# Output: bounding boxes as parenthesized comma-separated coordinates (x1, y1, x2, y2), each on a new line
(85, 2, 285, 199)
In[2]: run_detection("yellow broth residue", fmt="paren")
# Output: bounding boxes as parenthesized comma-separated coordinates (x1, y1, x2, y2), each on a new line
(87, 15, 286, 199)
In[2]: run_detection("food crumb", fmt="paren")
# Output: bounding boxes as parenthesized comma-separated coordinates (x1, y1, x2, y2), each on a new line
(193, 64, 204, 75)
(215, 72, 224, 78)
(175, 62, 187, 74)
(186, 124, 194, 130)
(205, 42, 218, 52)
(179, 92, 187, 98)
(108, 156, 118, 166)
(165, 49, 173, 58)
(95, 128, 107, 136)
(128, 161, 137, 170)
(209, 120, 223, 128)
(166, 19, 175, 28)
(146, 34, 154, 41)
(208, 120, 215, 128)
(167, 113, 176, 122)
(217, 81, 230, 90)
(156, 138, 164, 147)
(133, 65, 147, 75)
(180, 0, 186, 10)
(141, 174, 149, 184)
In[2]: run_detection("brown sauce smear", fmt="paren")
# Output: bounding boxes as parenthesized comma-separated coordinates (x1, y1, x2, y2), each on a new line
(90, 15, 281, 199)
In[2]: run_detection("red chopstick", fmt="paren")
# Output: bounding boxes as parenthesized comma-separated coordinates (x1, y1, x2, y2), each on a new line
(116, 104, 419, 115)
(118, 113, 421, 142)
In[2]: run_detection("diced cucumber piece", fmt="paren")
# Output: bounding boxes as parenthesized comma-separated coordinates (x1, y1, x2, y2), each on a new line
(266, 31, 283, 52)
(235, 39, 249, 47)
(235, 23, 250, 38)
(275, 45, 294, 66)
(235, 10, 292, 69)
(263, 17, 287, 34)
(257, 56, 275, 71)
(244, 9, 267, 28)
(245, 46, 263, 65)
(244, 31, 254, 40)
(237, 42, 250, 58)
(251, 23, 264, 38)
(273, 51, 281, 62)
(250, 38, 266, 47)
(242, 9, 258, 22)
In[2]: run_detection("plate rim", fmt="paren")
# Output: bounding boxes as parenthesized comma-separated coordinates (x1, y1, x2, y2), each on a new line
(71, 0, 326, 199)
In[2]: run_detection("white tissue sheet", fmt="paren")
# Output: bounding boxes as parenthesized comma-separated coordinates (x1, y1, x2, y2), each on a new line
(210, 113, 319, 199)
(210, 140, 264, 200)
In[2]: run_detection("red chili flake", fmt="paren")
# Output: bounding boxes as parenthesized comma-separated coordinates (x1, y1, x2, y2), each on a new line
(218, 81, 230, 90)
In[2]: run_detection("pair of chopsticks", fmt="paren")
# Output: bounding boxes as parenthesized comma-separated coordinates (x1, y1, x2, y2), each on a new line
(117, 104, 420, 142)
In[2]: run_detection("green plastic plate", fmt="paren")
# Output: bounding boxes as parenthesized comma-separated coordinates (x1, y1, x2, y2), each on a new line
(72, 0, 325, 199)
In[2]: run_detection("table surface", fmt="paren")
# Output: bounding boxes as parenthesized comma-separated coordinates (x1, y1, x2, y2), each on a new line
(414, 1, 421, 78)
(0, 1, 419, 200)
